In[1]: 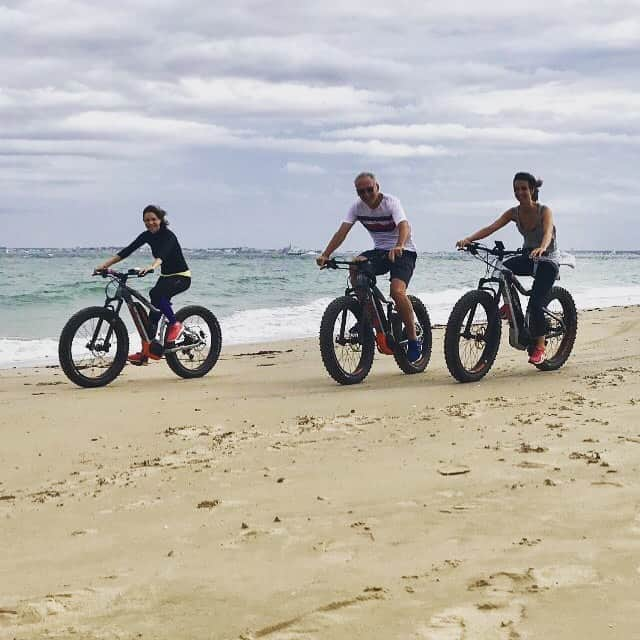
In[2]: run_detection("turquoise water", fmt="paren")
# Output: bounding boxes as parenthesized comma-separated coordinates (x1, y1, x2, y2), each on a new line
(1, 247, 639, 366)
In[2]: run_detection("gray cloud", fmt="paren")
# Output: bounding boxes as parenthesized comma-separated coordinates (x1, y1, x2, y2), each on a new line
(2, 1, 640, 249)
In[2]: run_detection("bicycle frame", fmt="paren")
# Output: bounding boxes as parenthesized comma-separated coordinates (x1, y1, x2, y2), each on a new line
(90, 270, 191, 356)
(466, 243, 568, 351)
(326, 260, 402, 354)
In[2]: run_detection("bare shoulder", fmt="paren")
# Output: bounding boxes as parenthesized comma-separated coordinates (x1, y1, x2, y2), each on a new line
(540, 204, 554, 216)
(501, 207, 516, 222)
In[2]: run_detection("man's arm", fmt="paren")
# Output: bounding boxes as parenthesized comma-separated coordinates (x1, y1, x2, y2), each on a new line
(316, 222, 354, 266)
(388, 220, 410, 262)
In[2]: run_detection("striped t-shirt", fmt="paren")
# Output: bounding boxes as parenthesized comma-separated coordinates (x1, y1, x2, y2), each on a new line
(344, 193, 417, 252)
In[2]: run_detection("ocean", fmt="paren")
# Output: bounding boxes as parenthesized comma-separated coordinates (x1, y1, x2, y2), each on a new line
(1, 247, 639, 368)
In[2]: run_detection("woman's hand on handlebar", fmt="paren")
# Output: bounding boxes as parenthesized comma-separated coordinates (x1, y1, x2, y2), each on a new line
(529, 247, 546, 259)
(316, 254, 329, 267)
(138, 266, 154, 277)
(456, 238, 472, 249)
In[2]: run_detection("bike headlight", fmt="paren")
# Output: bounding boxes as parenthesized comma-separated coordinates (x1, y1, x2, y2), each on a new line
(105, 280, 119, 300)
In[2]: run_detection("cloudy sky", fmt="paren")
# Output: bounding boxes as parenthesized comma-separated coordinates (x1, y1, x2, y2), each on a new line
(2, 0, 640, 250)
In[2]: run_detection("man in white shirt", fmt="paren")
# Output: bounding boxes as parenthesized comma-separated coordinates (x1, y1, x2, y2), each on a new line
(316, 172, 421, 362)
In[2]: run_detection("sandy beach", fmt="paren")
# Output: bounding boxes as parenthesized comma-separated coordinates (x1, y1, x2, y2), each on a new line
(1, 306, 639, 639)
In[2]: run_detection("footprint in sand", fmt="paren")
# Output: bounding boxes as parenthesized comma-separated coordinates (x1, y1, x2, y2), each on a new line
(418, 601, 525, 639)
(4, 586, 122, 630)
(427, 563, 601, 640)
(442, 402, 478, 419)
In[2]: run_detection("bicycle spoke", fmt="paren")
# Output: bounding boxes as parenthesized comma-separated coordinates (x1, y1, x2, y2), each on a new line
(172, 316, 211, 371)
(333, 307, 364, 373)
(544, 299, 565, 360)
(458, 305, 489, 371)
(70, 317, 118, 374)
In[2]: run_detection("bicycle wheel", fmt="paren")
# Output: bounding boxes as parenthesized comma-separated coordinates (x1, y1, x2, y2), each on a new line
(164, 305, 222, 379)
(536, 286, 577, 371)
(319, 296, 375, 385)
(58, 306, 129, 388)
(392, 295, 432, 374)
(444, 290, 501, 383)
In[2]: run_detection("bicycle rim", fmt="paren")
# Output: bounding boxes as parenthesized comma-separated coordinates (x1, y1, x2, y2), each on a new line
(171, 312, 219, 374)
(444, 290, 501, 382)
(59, 307, 128, 387)
(319, 296, 374, 384)
(539, 287, 577, 370)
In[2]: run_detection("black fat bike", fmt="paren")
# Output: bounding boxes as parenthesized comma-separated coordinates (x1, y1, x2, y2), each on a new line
(444, 241, 577, 383)
(58, 269, 222, 388)
(319, 258, 432, 385)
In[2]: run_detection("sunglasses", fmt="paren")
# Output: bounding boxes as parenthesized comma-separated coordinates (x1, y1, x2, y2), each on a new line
(356, 186, 375, 197)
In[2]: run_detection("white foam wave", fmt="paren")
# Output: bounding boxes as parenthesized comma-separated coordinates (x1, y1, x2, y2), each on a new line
(0, 337, 60, 368)
(2, 285, 640, 367)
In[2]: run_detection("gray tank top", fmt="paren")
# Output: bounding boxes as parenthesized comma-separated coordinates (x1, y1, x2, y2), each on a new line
(512, 203, 557, 253)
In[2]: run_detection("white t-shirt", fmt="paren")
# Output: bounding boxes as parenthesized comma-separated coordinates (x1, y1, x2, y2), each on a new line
(344, 193, 417, 252)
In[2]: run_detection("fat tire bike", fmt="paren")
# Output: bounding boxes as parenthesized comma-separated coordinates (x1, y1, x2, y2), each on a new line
(59, 269, 222, 387)
(444, 241, 577, 383)
(319, 258, 432, 385)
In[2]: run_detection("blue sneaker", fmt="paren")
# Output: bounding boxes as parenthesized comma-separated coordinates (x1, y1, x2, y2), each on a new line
(407, 339, 422, 363)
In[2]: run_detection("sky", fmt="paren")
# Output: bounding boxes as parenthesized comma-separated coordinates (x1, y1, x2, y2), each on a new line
(2, 0, 640, 250)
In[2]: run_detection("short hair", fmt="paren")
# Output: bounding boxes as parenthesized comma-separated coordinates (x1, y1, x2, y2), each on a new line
(513, 172, 543, 202)
(354, 171, 377, 185)
(142, 204, 169, 228)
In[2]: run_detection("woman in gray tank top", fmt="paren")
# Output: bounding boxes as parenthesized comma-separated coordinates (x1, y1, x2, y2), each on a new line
(455, 172, 558, 366)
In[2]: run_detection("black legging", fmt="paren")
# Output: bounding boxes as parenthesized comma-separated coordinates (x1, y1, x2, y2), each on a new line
(503, 255, 558, 338)
(148, 275, 191, 330)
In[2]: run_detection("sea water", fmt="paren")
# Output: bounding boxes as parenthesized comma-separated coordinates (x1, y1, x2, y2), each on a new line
(1, 247, 639, 367)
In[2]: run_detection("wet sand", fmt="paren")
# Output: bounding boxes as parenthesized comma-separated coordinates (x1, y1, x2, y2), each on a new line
(1, 306, 640, 639)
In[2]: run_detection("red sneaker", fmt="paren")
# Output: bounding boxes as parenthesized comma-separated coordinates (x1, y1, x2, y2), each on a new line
(165, 322, 183, 344)
(128, 352, 148, 366)
(528, 346, 545, 365)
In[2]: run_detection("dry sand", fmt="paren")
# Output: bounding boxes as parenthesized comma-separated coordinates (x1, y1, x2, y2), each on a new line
(1, 306, 640, 639)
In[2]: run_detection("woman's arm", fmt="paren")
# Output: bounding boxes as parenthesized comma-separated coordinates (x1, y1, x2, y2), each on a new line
(94, 254, 122, 273)
(530, 207, 554, 258)
(140, 257, 162, 276)
(456, 210, 513, 247)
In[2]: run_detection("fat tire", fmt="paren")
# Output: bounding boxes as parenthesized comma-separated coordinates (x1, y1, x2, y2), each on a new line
(319, 296, 375, 385)
(58, 306, 129, 388)
(393, 295, 433, 374)
(165, 305, 222, 379)
(536, 286, 577, 371)
(444, 290, 501, 383)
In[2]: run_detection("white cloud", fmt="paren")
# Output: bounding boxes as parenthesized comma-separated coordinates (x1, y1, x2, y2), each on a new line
(284, 162, 326, 175)
(326, 123, 640, 147)
(2, 0, 640, 248)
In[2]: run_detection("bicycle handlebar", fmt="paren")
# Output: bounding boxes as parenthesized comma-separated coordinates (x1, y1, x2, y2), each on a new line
(459, 242, 524, 259)
(93, 268, 154, 279)
(321, 257, 370, 270)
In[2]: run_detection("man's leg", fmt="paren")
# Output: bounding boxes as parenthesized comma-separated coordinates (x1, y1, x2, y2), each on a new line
(390, 279, 417, 341)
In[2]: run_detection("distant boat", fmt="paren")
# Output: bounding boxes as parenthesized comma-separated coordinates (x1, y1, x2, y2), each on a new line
(279, 243, 306, 256)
